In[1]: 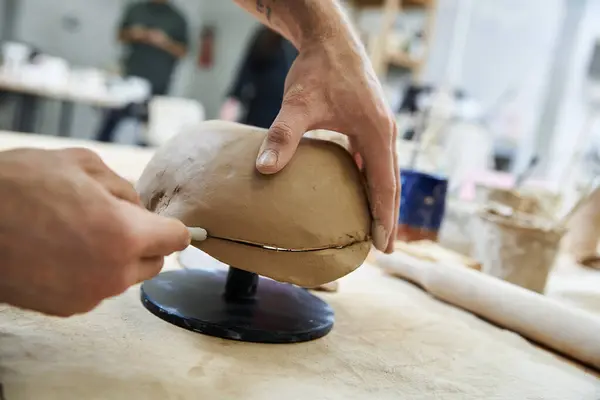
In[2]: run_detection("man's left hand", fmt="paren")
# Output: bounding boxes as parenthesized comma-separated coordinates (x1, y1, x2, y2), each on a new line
(146, 29, 170, 47)
(254, 36, 399, 254)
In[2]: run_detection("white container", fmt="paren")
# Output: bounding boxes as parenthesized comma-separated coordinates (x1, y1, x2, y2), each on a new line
(68, 68, 107, 99)
(438, 199, 477, 256)
(33, 56, 70, 91)
(563, 187, 600, 266)
(473, 209, 564, 294)
(1, 41, 31, 79)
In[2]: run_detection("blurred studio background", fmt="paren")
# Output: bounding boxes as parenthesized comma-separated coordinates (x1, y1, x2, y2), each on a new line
(0, 0, 598, 218)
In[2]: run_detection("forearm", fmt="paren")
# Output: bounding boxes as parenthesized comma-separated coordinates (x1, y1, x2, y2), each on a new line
(119, 29, 138, 44)
(162, 41, 187, 59)
(233, 0, 356, 50)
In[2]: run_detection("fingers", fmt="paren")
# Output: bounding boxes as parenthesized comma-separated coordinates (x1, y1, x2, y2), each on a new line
(256, 101, 310, 174)
(348, 136, 364, 171)
(119, 200, 191, 258)
(59, 147, 141, 205)
(136, 256, 166, 282)
(355, 121, 398, 252)
(385, 123, 400, 254)
(94, 169, 142, 206)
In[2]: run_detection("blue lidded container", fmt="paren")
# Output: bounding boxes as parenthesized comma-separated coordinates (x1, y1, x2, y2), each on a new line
(398, 169, 449, 241)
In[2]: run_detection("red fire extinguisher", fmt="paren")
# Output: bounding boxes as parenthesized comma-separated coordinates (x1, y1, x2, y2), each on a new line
(198, 26, 215, 69)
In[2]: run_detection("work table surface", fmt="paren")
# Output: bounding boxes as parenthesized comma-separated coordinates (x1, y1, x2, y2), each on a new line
(0, 131, 155, 182)
(0, 132, 599, 399)
(1, 252, 599, 399)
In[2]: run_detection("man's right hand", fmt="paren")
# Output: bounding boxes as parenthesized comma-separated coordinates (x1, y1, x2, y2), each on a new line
(0, 148, 190, 316)
(121, 25, 148, 43)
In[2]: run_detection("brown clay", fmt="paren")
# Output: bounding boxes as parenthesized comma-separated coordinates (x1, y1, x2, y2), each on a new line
(136, 121, 372, 287)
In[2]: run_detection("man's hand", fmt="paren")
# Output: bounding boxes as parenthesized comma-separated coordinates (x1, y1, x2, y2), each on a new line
(257, 41, 398, 253)
(129, 25, 147, 41)
(145, 29, 170, 47)
(145, 28, 187, 59)
(0, 148, 190, 316)
(234, 0, 399, 253)
(120, 25, 148, 43)
(120, 26, 186, 59)
(220, 97, 244, 122)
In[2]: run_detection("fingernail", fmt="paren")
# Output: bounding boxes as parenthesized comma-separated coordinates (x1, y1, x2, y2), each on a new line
(372, 221, 388, 251)
(257, 149, 278, 169)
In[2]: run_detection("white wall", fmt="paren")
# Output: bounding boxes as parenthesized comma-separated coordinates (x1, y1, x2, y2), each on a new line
(351, 0, 563, 174)
(1, 0, 591, 173)
(6, 0, 258, 134)
(424, 0, 563, 173)
(164, 0, 205, 98)
(548, 0, 600, 183)
(14, 0, 124, 69)
(8, 0, 203, 139)
(191, 1, 259, 119)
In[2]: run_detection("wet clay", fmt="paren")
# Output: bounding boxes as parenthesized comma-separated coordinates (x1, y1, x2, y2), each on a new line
(136, 121, 372, 287)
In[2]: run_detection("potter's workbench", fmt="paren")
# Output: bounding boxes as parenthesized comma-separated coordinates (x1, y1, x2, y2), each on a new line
(0, 132, 599, 399)
(0, 131, 155, 182)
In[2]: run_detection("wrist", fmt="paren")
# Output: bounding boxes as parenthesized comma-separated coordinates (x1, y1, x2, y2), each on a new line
(293, 1, 354, 50)
(250, 0, 355, 51)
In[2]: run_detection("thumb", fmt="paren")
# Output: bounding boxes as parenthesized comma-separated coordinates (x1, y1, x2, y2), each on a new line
(256, 104, 310, 174)
(118, 200, 191, 258)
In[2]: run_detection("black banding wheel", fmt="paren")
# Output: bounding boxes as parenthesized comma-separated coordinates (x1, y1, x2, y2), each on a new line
(140, 262, 335, 344)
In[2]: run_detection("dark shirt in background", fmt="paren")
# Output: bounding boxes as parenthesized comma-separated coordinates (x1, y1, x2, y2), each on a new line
(119, 1, 188, 95)
(228, 28, 298, 129)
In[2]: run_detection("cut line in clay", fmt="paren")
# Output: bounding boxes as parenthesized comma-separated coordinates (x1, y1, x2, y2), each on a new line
(207, 236, 369, 253)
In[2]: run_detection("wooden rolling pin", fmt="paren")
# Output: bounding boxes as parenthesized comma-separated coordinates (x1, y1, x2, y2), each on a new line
(375, 251, 600, 371)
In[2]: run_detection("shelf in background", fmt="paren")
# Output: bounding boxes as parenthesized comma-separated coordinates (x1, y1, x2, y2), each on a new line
(347, 0, 436, 79)
(387, 51, 422, 70)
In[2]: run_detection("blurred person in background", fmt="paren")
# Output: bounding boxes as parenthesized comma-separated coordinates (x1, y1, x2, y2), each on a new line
(220, 27, 297, 129)
(96, 0, 189, 143)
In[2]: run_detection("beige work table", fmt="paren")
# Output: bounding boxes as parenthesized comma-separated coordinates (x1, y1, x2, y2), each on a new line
(0, 133, 599, 399)
(0, 131, 155, 182)
(0, 75, 129, 136)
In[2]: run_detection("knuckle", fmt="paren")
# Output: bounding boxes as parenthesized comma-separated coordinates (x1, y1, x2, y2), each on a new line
(378, 180, 398, 199)
(373, 108, 395, 135)
(63, 147, 106, 170)
(147, 257, 166, 278)
(88, 212, 139, 265)
(94, 264, 134, 298)
(283, 84, 310, 107)
(50, 304, 77, 317)
(77, 298, 103, 315)
(63, 147, 100, 161)
(121, 226, 143, 255)
(107, 272, 133, 297)
(268, 122, 295, 145)
(389, 118, 398, 136)
(53, 308, 78, 318)
(56, 294, 102, 317)
(109, 231, 140, 264)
